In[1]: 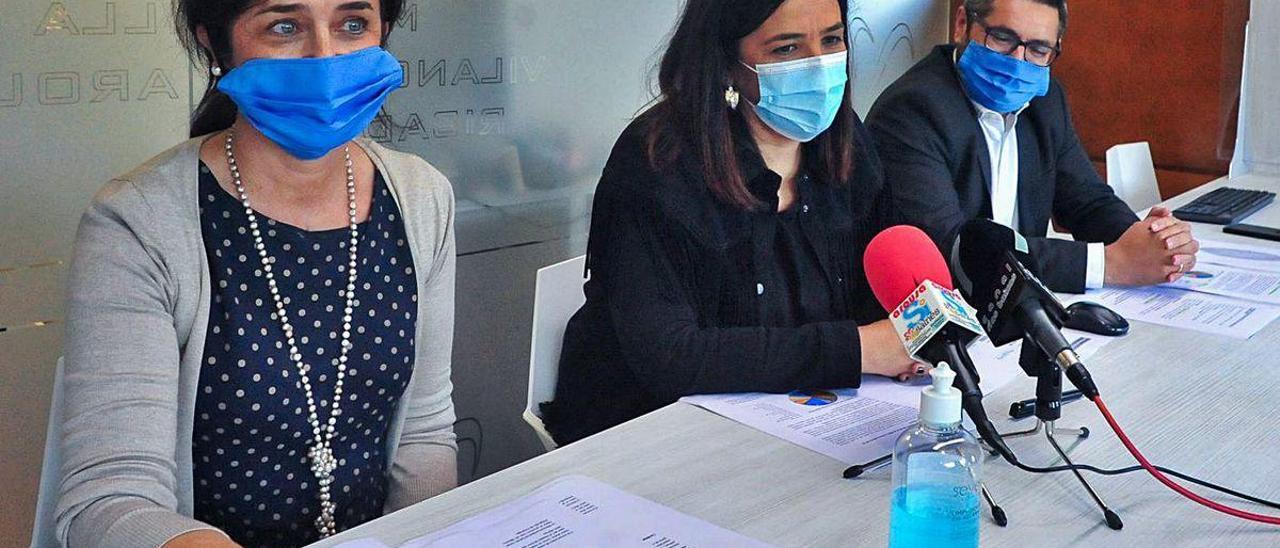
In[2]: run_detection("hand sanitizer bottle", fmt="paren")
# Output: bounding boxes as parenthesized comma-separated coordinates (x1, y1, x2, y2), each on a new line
(888, 362, 983, 548)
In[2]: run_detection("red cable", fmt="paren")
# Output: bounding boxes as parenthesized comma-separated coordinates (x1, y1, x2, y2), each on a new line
(1092, 396, 1280, 525)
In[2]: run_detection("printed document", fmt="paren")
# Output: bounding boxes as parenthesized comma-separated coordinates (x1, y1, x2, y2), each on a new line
(334, 475, 774, 548)
(1161, 264, 1280, 305)
(681, 388, 916, 465)
(1196, 237, 1280, 274)
(681, 329, 1115, 464)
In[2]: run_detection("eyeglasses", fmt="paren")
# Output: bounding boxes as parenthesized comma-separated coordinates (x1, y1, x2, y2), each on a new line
(970, 18, 1061, 67)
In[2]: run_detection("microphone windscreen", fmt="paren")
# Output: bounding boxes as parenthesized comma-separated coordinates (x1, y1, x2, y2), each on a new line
(863, 225, 954, 312)
(954, 220, 1027, 289)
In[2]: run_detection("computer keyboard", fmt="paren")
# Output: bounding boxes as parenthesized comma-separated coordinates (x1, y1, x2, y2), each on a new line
(1172, 187, 1276, 224)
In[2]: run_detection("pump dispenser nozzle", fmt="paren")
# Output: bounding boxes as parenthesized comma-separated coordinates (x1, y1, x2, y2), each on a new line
(920, 362, 963, 427)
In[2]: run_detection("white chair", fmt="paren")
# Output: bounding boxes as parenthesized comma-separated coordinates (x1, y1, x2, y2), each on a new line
(30, 358, 65, 548)
(1106, 142, 1163, 212)
(524, 255, 587, 452)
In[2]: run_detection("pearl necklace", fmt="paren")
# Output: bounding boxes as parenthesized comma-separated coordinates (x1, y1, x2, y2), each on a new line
(224, 132, 356, 537)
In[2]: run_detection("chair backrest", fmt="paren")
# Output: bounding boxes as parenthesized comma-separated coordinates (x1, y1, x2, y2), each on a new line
(30, 358, 65, 548)
(1106, 142, 1163, 212)
(524, 255, 587, 451)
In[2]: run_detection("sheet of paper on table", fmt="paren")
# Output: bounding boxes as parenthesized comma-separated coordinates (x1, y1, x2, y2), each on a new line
(1160, 263, 1280, 305)
(682, 387, 915, 466)
(681, 328, 1114, 466)
(1196, 237, 1280, 274)
(332, 475, 775, 548)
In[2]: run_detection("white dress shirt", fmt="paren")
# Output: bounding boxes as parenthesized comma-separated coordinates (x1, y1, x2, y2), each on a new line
(964, 72, 1107, 289)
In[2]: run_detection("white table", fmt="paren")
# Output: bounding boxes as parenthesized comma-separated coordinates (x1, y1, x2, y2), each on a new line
(316, 175, 1280, 548)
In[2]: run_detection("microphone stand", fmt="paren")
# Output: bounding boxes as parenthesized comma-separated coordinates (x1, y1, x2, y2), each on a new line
(943, 341, 1011, 527)
(946, 338, 1121, 529)
(996, 345, 1123, 530)
(998, 345, 1092, 441)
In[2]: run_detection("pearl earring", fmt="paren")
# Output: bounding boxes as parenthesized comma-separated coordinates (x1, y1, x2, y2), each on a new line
(724, 85, 740, 110)
(211, 64, 223, 77)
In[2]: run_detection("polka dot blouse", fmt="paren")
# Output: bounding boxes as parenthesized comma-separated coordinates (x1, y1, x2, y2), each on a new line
(193, 162, 418, 546)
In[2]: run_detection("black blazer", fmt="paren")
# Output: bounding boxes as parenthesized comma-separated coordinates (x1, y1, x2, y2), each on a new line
(542, 113, 896, 445)
(866, 45, 1138, 293)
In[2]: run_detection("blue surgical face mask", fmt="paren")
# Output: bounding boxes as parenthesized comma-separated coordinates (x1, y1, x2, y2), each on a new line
(955, 41, 1050, 114)
(217, 47, 402, 160)
(741, 51, 848, 143)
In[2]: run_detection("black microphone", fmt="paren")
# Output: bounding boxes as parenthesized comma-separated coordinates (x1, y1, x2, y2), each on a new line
(950, 220, 1100, 399)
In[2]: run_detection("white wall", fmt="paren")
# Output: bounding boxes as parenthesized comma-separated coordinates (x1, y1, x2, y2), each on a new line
(848, 0, 953, 117)
(1235, 2, 1280, 177)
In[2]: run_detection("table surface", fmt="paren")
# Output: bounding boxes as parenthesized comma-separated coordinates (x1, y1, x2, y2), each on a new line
(316, 174, 1280, 548)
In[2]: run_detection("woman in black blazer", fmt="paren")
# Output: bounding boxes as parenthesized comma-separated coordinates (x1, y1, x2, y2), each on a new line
(543, 0, 920, 445)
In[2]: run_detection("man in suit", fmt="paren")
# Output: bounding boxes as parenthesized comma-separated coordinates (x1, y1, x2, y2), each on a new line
(867, 0, 1199, 293)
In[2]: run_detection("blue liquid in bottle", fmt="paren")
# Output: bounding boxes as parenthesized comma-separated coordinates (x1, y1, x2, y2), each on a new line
(887, 363, 982, 548)
(889, 484, 980, 548)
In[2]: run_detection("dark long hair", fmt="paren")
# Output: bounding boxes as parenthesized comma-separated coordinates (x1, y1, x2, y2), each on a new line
(645, 0, 855, 211)
(173, 0, 405, 138)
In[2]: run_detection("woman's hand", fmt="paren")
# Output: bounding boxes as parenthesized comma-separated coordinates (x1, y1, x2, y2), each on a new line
(162, 530, 241, 548)
(858, 320, 926, 381)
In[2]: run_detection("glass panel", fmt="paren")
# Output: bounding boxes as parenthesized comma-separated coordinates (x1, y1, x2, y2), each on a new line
(0, 3, 193, 544)
(848, 0, 952, 116)
(372, 1, 683, 255)
(0, 1, 192, 268)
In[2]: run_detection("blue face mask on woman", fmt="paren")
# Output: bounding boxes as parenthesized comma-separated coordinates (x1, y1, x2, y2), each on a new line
(742, 51, 848, 143)
(217, 47, 402, 160)
(955, 41, 1050, 114)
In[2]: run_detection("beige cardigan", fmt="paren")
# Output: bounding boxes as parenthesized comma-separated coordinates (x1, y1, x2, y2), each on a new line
(55, 136, 458, 547)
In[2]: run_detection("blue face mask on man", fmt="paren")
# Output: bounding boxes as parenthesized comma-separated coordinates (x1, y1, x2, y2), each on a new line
(742, 51, 848, 143)
(217, 47, 402, 160)
(955, 41, 1050, 113)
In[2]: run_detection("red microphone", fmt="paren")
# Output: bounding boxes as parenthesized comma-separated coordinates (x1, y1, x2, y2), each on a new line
(864, 225, 957, 314)
(862, 225, 983, 363)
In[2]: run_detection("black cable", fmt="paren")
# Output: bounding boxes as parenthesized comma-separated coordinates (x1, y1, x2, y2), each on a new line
(949, 342, 1280, 512)
(845, 450, 1280, 511)
(955, 380, 1280, 511)
(1009, 458, 1280, 511)
(986, 422, 1280, 510)
(454, 417, 484, 477)
(975, 388, 1280, 509)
